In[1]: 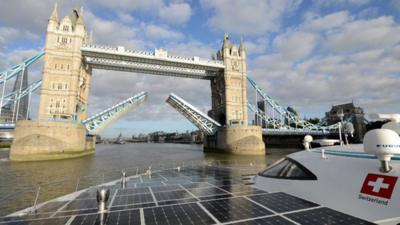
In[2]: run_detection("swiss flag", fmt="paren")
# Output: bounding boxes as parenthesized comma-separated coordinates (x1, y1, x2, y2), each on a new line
(360, 173, 398, 199)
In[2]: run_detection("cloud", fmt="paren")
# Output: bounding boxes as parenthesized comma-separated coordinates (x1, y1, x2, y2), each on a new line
(273, 31, 319, 61)
(312, 0, 372, 8)
(325, 16, 400, 53)
(158, 2, 192, 24)
(0, 27, 40, 47)
(249, 11, 400, 118)
(303, 11, 351, 31)
(201, 0, 302, 35)
(94, 0, 192, 25)
(145, 24, 184, 40)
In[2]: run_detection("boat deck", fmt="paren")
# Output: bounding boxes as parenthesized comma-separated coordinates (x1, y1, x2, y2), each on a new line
(0, 165, 376, 225)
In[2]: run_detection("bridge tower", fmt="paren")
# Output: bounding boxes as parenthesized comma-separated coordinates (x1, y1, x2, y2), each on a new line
(10, 4, 95, 161)
(205, 35, 265, 155)
(38, 3, 92, 121)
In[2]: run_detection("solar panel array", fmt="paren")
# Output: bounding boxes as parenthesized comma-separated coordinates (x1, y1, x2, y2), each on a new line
(0, 166, 376, 225)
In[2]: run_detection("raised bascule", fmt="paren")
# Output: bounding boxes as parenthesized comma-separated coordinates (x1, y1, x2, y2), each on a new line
(4, 6, 343, 161)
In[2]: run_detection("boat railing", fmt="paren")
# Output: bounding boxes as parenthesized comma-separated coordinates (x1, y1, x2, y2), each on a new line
(0, 159, 267, 217)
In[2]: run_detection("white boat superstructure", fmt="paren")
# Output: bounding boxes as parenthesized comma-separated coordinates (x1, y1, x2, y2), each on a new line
(255, 114, 400, 225)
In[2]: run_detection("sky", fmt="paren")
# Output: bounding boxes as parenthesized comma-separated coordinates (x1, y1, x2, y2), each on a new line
(0, 0, 399, 138)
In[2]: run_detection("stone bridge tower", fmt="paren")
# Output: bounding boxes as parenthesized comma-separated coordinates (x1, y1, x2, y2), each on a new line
(10, 5, 95, 161)
(38, 3, 92, 122)
(206, 35, 265, 155)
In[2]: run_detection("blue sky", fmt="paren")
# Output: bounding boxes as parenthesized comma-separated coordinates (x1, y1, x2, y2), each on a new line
(0, 0, 400, 137)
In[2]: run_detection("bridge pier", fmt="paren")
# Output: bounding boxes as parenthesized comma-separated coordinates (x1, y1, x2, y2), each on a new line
(10, 120, 94, 161)
(204, 126, 265, 155)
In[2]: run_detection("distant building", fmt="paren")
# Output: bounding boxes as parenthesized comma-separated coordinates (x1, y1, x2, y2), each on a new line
(325, 102, 366, 142)
(0, 69, 29, 123)
(254, 101, 266, 127)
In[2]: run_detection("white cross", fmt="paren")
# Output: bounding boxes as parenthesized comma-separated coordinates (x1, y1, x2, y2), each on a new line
(368, 177, 389, 193)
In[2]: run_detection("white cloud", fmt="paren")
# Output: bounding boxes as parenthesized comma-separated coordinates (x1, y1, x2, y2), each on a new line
(158, 2, 192, 24)
(243, 38, 269, 55)
(0, 27, 39, 47)
(249, 11, 400, 118)
(312, 0, 372, 8)
(303, 11, 351, 31)
(201, 0, 302, 35)
(93, 0, 164, 12)
(325, 16, 400, 53)
(273, 31, 319, 61)
(145, 24, 184, 40)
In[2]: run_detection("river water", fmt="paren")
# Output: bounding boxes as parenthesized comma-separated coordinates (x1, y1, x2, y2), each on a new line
(0, 143, 298, 216)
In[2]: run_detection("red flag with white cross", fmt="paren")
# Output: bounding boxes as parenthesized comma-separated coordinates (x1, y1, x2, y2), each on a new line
(360, 173, 398, 199)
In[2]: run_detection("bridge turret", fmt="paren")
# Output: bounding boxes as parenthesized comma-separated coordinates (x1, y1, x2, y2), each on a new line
(39, 6, 92, 122)
(206, 35, 264, 155)
(211, 34, 248, 126)
(47, 3, 59, 32)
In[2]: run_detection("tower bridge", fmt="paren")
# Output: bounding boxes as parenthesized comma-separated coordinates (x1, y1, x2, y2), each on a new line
(3, 5, 343, 161)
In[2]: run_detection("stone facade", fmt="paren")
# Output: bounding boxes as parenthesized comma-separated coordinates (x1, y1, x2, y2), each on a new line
(38, 4, 92, 121)
(325, 102, 367, 142)
(206, 35, 265, 155)
(10, 120, 94, 161)
(9, 5, 95, 161)
(210, 35, 248, 126)
(204, 126, 265, 155)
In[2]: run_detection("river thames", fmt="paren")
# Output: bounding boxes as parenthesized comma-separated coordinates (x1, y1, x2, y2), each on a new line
(0, 143, 298, 216)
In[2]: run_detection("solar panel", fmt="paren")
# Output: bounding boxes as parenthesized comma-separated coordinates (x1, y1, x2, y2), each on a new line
(117, 187, 150, 196)
(200, 197, 273, 223)
(112, 193, 154, 206)
(154, 189, 193, 202)
(219, 184, 267, 195)
(110, 202, 156, 211)
(248, 192, 319, 213)
(136, 181, 164, 187)
(187, 187, 229, 198)
(70, 209, 141, 225)
(143, 203, 215, 225)
(285, 207, 377, 225)
(151, 185, 182, 192)
(181, 182, 212, 189)
(228, 215, 296, 225)
(157, 198, 197, 206)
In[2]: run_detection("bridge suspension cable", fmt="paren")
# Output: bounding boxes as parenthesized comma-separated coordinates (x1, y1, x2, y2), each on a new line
(247, 76, 341, 132)
(1, 80, 42, 108)
(0, 51, 44, 84)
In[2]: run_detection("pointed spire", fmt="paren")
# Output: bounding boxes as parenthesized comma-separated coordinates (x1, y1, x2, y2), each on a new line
(76, 6, 85, 25)
(222, 32, 231, 49)
(239, 36, 245, 51)
(224, 32, 229, 40)
(50, 2, 59, 21)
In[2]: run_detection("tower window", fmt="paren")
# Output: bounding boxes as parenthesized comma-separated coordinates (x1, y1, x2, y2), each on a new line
(63, 25, 69, 31)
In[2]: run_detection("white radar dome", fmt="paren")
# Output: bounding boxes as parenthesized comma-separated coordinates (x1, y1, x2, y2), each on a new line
(382, 121, 400, 135)
(304, 135, 313, 143)
(363, 129, 400, 162)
